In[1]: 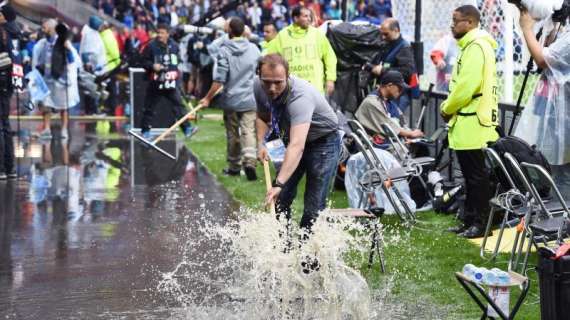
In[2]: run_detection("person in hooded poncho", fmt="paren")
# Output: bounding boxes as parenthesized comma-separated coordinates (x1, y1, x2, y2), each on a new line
(32, 19, 82, 141)
(514, 5, 570, 195)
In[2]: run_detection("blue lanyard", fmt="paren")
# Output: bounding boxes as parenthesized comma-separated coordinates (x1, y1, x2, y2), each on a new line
(266, 84, 291, 141)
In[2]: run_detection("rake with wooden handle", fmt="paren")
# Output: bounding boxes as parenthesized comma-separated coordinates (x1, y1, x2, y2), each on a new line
(129, 87, 222, 160)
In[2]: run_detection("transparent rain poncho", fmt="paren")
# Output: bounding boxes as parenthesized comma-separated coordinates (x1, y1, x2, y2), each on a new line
(344, 148, 416, 214)
(515, 27, 570, 165)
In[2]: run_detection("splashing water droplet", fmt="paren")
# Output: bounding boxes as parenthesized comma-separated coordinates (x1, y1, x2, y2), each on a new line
(157, 209, 376, 319)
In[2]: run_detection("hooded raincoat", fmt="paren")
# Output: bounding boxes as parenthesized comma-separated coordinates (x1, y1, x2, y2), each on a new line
(32, 36, 82, 110)
(212, 37, 261, 112)
(441, 29, 499, 150)
(265, 24, 337, 93)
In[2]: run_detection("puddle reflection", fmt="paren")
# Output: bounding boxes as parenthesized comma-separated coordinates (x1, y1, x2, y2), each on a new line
(0, 123, 238, 319)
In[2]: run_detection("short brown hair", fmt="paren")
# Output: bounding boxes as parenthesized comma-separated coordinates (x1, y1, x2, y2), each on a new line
(229, 17, 245, 37)
(258, 53, 289, 76)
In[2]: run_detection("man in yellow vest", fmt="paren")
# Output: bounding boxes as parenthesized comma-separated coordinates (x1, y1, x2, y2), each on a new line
(265, 6, 337, 95)
(441, 5, 499, 238)
(98, 22, 121, 115)
(260, 21, 278, 53)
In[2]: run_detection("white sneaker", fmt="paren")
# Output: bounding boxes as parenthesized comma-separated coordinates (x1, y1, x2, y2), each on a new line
(39, 128, 52, 139)
(61, 129, 68, 140)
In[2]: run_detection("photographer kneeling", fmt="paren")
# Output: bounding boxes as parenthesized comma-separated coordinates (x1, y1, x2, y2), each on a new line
(513, 0, 570, 195)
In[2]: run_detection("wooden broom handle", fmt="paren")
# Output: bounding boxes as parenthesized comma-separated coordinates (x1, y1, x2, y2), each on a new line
(152, 86, 223, 144)
(152, 104, 205, 144)
(263, 159, 276, 215)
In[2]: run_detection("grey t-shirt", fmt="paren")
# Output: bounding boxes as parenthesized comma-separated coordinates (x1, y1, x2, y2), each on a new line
(254, 75, 338, 142)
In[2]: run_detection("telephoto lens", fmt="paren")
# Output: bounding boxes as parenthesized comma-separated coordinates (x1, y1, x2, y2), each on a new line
(0, 52, 12, 69)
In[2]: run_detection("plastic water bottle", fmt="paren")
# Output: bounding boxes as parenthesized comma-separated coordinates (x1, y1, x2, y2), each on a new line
(482, 268, 498, 286)
(492, 268, 511, 286)
(463, 264, 484, 283)
(463, 264, 476, 278)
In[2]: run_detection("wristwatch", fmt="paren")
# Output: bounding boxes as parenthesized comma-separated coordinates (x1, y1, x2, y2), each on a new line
(272, 179, 286, 189)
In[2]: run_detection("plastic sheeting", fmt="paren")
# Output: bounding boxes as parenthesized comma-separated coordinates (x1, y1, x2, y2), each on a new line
(344, 148, 416, 214)
(515, 29, 570, 165)
(430, 34, 457, 93)
(327, 22, 384, 113)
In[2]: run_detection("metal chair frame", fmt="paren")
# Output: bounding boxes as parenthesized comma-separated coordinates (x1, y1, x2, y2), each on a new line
(348, 120, 416, 223)
(480, 148, 529, 261)
(520, 163, 570, 245)
(503, 153, 570, 273)
(379, 123, 435, 200)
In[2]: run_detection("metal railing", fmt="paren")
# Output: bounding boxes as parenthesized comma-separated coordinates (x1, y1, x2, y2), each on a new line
(405, 90, 521, 180)
(408, 90, 520, 138)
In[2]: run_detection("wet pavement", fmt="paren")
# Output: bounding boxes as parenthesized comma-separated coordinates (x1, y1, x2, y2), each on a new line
(0, 120, 240, 319)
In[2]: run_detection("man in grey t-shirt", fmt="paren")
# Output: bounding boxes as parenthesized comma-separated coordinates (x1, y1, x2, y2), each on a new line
(255, 54, 340, 234)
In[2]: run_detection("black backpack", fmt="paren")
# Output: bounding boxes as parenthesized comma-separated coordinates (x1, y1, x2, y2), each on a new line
(488, 135, 552, 198)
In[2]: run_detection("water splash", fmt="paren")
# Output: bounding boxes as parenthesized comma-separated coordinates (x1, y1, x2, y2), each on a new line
(158, 209, 376, 319)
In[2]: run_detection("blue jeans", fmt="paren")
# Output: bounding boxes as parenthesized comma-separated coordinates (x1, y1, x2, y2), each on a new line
(276, 131, 341, 231)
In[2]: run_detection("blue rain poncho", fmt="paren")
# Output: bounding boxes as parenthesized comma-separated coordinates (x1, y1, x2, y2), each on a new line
(515, 28, 570, 165)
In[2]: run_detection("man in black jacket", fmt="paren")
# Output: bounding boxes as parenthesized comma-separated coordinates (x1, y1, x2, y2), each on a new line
(0, 5, 19, 180)
(368, 17, 416, 111)
(139, 23, 196, 139)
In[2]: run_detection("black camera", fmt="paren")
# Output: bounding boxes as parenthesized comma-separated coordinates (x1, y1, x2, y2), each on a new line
(507, 0, 525, 10)
(362, 62, 375, 72)
(553, 0, 570, 23)
(510, 0, 570, 22)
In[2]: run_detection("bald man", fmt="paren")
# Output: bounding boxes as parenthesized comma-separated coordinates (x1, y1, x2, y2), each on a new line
(368, 17, 416, 111)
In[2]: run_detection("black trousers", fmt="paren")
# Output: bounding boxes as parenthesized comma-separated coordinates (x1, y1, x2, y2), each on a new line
(0, 93, 14, 174)
(140, 88, 189, 132)
(456, 149, 491, 227)
(103, 74, 118, 115)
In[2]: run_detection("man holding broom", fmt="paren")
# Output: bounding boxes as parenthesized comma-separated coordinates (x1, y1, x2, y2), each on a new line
(200, 17, 261, 181)
(140, 23, 197, 139)
(255, 53, 340, 235)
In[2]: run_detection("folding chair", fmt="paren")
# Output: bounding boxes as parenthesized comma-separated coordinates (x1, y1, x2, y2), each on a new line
(380, 123, 435, 200)
(348, 120, 416, 223)
(455, 271, 530, 320)
(480, 147, 529, 261)
(520, 163, 570, 262)
(503, 153, 570, 273)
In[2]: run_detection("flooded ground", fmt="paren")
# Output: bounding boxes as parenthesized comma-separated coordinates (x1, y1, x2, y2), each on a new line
(0, 121, 450, 319)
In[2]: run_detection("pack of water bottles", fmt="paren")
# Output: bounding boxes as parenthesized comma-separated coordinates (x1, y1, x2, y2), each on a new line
(463, 264, 511, 286)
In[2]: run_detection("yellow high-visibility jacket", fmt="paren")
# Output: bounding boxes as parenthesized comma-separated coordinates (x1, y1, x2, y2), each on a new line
(100, 29, 121, 72)
(265, 24, 337, 93)
(441, 28, 499, 150)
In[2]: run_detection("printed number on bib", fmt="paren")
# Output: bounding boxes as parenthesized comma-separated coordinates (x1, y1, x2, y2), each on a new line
(158, 70, 178, 90)
(12, 64, 23, 90)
